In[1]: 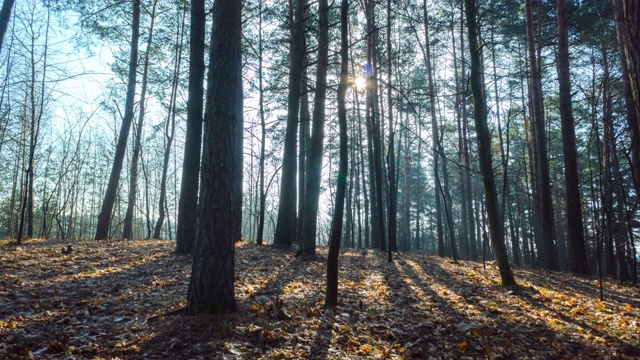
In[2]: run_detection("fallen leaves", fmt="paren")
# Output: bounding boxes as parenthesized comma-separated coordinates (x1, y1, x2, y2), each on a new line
(1, 238, 639, 359)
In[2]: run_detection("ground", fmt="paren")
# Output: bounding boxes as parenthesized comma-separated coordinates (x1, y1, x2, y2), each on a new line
(1, 239, 639, 359)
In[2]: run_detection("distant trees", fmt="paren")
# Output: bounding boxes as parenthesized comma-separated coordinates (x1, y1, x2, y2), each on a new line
(0, 0, 638, 286)
(14, 3, 52, 244)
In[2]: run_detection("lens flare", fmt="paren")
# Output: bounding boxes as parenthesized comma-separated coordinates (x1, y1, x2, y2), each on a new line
(354, 76, 366, 91)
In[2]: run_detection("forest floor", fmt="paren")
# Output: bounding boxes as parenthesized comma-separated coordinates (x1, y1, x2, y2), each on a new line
(1, 239, 639, 359)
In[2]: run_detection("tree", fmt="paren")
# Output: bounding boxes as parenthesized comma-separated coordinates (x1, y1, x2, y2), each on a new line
(422, 0, 444, 258)
(273, 0, 306, 247)
(613, 0, 640, 200)
(186, 0, 243, 314)
(300, 0, 329, 257)
(0, 0, 15, 54)
(464, 0, 515, 287)
(365, 0, 386, 252)
(123, 0, 158, 240)
(613, 0, 640, 127)
(256, 0, 267, 245)
(326, 0, 348, 308)
(386, 0, 397, 259)
(154, 1, 186, 240)
(524, 0, 558, 270)
(555, 0, 589, 275)
(16, 3, 51, 244)
(175, 0, 205, 253)
(94, 0, 140, 240)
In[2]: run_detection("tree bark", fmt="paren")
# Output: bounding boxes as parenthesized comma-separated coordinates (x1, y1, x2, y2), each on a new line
(186, 0, 242, 315)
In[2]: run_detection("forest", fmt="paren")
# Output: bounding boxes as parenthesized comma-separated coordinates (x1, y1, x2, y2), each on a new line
(1, 0, 639, 358)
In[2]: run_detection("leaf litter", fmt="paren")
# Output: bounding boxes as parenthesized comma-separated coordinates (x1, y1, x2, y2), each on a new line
(1, 239, 638, 359)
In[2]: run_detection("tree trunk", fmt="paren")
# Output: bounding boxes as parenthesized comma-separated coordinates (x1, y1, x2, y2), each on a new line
(256, 0, 267, 245)
(0, 0, 15, 54)
(356, 91, 370, 249)
(415, 114, 423, 250)
(453, 13, 469, 258)
(186, 0, 242, 315)
(614, 0, 640, 131)
(556, 0, 589, 275)
(300, 0, 329, 257)
(94, 0, 140, 240)
(176, 0, 205, 252)
(154, 2, 185, 240)
(601, 46, 617, 278)
(273, 0, 306, 247)
(524, 0, 558, 270)
(459, 6, 477, 260)
(297, 37, 310, 245)
(465, 0, 515, 287)
(613, 0, 640, 199)
(610, 139, 631, 281)
(326, 0, 348, 307)
(123, 0, 158, 240)
(423, 0, 444, 257)
(364, 0, 386, 252)
(345, 146, 354, 248)
(386, 0, 397, 256)
(402, 106, 412, 251)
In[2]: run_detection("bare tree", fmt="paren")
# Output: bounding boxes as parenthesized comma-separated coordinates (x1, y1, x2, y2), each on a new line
(123, 0, 159, 240)
(94, 0, 140, 240)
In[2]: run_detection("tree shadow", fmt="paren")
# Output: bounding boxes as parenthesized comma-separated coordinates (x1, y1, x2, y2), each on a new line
(420, 258, 640, 358)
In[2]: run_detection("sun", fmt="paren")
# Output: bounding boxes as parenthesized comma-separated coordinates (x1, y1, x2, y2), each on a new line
(354, 76, 367, 92)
